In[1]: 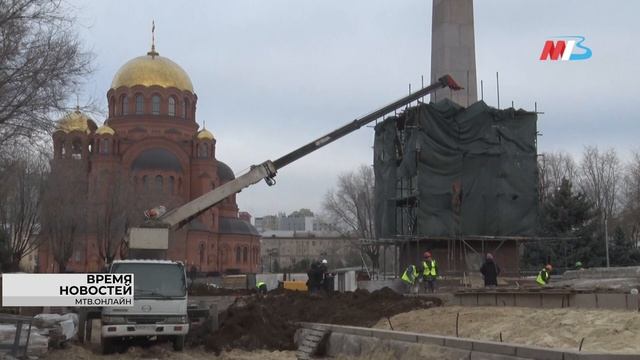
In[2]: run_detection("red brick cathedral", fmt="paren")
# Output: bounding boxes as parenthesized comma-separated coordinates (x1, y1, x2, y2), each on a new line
(38, 44, 260, 274)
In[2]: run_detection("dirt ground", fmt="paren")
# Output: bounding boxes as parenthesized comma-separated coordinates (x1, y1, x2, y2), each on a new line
(196, 288, 441, 354)
(374, 306, 640, 354)
(43, 343, 295, 360)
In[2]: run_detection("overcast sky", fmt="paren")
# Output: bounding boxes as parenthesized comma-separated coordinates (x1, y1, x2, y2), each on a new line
(69, 0, 639, 218)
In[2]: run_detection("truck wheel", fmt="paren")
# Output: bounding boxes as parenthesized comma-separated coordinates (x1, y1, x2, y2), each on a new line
(101, 337, 116, 354)
(173, 335, 185, 351)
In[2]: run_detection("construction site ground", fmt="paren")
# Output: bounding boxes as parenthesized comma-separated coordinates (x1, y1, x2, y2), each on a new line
(374, 305, 640, 354)
(25, 288, 640, 358)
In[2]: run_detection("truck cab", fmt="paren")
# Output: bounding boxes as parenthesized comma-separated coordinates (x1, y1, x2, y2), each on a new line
(101, 260, 189, 353)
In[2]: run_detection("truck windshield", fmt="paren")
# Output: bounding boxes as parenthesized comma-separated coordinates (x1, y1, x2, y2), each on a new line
(111, 263, 186, 298)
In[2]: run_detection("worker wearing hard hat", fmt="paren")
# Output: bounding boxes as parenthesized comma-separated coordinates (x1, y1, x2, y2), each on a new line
(256, 281, 267, 295)
(401, 264, 419, 294)
(575, 261, 585, 270)
(421, 251, 438, 293)
(536, 264, 552, 286)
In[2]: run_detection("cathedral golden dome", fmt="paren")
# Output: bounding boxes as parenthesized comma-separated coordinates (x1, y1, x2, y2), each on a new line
(110, 50, 194, 93)
(197, 129, 215, 140)
(96, 124, 115, 136)
(55, 109, 97, 134)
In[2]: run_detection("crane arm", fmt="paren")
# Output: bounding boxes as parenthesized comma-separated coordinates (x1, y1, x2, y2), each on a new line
(153, 75, 461, 230)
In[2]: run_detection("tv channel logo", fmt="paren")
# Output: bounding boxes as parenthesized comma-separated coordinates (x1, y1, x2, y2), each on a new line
(539, 36, 592, 61)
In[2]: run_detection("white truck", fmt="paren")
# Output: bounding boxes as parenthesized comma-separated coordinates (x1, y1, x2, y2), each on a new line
(101, 260, 188, 353)
(99, 75, 461, 353)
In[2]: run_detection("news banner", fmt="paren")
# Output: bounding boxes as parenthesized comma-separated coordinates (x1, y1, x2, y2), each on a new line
(1, 273, 134, 307)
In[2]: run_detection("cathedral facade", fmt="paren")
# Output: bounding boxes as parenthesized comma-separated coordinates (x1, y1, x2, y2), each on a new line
(38, 45, 260, 274)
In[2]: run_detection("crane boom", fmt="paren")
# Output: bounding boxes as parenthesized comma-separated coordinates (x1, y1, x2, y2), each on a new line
(127, 75, 461, 250)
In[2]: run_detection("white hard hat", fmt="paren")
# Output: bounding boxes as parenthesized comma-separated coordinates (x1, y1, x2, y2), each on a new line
(321, 259, 328, 264)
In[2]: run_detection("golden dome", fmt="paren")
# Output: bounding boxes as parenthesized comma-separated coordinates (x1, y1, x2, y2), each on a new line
(96, 124, 115, 136)
(197, 129, 215, 140)
(111, 51, 194, 92)
(56, 109, 97, 134)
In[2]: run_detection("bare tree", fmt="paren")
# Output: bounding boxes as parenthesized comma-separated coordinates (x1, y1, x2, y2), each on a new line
(40, 162, 88, 272)
(323, 165, 380, 271)
(578, 146, 622, 220)
(91, 169, 137, 266)
(0, 0, 93, 148)
(621, 151, 640, 247)
(538, 151, 578, 200)
(0, 151, 47, 270)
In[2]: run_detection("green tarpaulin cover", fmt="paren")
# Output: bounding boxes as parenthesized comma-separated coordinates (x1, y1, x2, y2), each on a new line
(374, 100, 538, 238)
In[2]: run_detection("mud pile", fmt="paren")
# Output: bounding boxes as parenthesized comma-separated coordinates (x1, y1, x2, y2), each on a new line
(197, 288, 441, 354)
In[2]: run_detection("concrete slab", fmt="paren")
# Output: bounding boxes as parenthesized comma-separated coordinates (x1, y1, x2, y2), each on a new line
(515, 345, 564, 360)
(469, 352, 526, 360)
(478, 293, 497, 306)
(416, 334, 446, 346)
(627, 294, 639, 311)
(459, 294, 478, 306)
(444, 336, 473, 350)
(595, 293, 627, 310)
(514, 294, 541, 308)
(371, 329, 418, 343)
(572, 294, 597, 309)
(541, 294, 565, 309)
(496, 294, 515, 307)
(472, 339, 516, 355)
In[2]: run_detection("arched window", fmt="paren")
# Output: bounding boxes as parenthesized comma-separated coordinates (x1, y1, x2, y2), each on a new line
(169, 176, 175, 194)
(155, 175, 163, 192)
(183, 98, 190, 120)
(100, 139, 109, 154)
(152, 95, 161, 115)
(198, 143, 208, 158)
(236, 246, 241, 263)
(168, 97, 176, 116)
(121, 95, 129, 115)
(109, 97, 115, 115)
(142, 175, 148, 191)
(71, 139, 82, 160)
(135, 95, 144, 114)
(243, 247, 248, 264)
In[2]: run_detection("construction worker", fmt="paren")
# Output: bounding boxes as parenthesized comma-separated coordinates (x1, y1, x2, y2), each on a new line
(480, 253, 500, 288)
(256, 281, 267, 295)
(575, 261, 584, 270)
(401, 264, 419, 294)
(536, 264, 552, 286)
(421, 251, 438, 293)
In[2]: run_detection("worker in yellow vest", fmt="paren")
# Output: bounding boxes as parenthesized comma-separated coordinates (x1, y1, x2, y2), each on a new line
(421, 251, 438, 293)
(536, 264, 552, 286)
(401, 264, 419, 294)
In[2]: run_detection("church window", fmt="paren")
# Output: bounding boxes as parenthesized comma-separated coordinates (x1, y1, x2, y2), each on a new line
(100, 139, 109, 154)
(135, 94, 144, 114)
(109, 96, 115, 116)
(152, 95, 161, 115)
(155, 175, 163, 192)
(168, 97, 176, 116)
(71, 139, 82, 160)
(198, 143, 209, 158)
(236, 246, 241, 263)
(183, 98, 190, 120)
(243, 247, 248, 264)
(169, 176, 175, 194)
(121, 95, 129, 115)
(142, 175, 148, 191)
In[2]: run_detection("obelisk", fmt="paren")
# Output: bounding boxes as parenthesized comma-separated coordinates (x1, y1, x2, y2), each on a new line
(430, 0, 477, 106)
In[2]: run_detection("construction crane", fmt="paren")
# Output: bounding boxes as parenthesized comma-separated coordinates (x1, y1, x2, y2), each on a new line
(127, 75, 462, 252)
